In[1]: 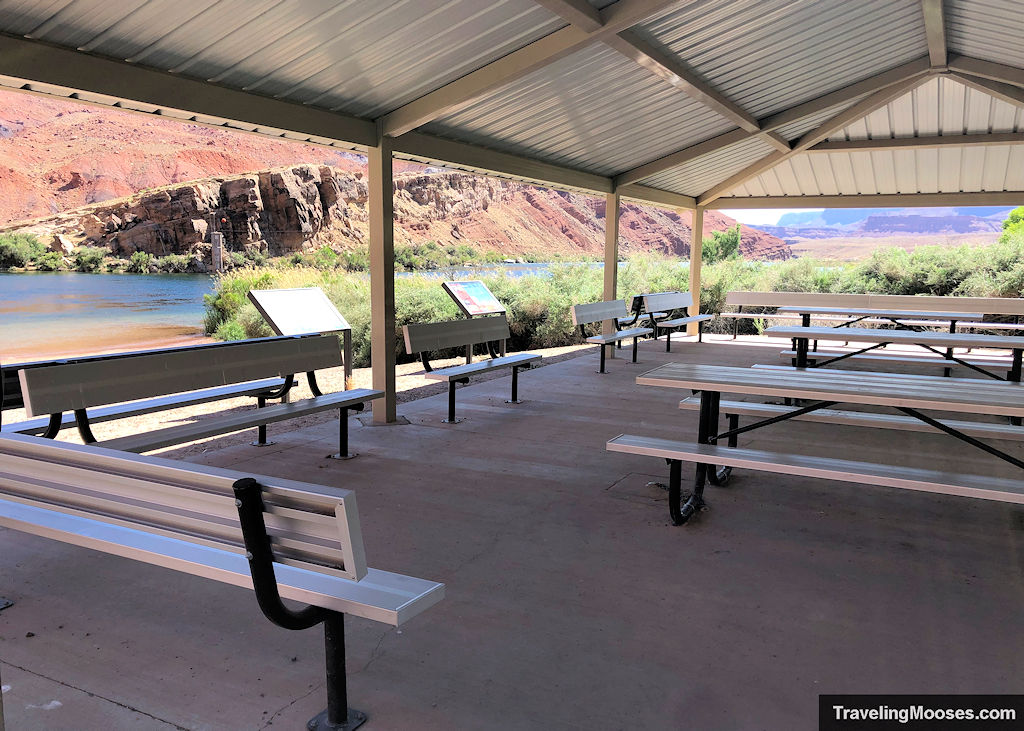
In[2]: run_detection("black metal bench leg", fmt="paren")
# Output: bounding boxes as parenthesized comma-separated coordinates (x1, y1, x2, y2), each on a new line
(307, 611, 367, 731)
(328, 407, 358, 460)
(632, 337, 639, 363)
(252, 396, 275, 447)
(506, 367, 522, 404)
(599, 345, 606, 374)
(665, 328, 672, 352)
(443, 380, 464, 423)
(1011, 349, 1022, 426)
(697, 321, 703, 343)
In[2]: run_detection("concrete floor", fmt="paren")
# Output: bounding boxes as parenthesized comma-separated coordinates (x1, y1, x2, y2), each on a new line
(1, 335, 1023, 730)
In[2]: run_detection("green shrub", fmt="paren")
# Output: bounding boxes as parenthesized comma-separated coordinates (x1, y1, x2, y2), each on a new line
(72, 246, 107, 272)
(34, 251, 66, 271)
(214, 319, 247, 341)
(155, 253, 191, 273)
(126, 251, 153, 273)
(313, 246, 339, 270)
(0, 233, 46, 269)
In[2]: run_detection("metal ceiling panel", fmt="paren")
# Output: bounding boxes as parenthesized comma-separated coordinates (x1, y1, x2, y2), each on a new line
(947, 0, 1024, 69)
(826, 77, 1024, 141)
(633, 0, 927, 120)
(424, 44, 736, 176)
(638, 135, 775, 196)
(724, 144, 1024, 199)
(0, 0, 565, 118)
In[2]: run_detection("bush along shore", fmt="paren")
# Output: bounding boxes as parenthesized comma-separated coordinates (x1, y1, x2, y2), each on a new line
(204, 216, 1024, 369)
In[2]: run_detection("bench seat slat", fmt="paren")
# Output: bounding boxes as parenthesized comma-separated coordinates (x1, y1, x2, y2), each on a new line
(0, 496, 444, 625)
(678, 395, 1024, 441)
(423, 353, 541, 381)
(3, 377, 287, 435)
(606, 435, 1024, 504)
(777, 349, 1011, 370)
(658, 314, 713, 328)
(585, 327, 653, 344)
(98, 388, 383, 453)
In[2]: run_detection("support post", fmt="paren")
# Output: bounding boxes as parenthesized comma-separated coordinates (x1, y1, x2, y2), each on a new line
(603, 191, 620, 361)
(368, 136, 397, 423)
(687, 206, 704, 336)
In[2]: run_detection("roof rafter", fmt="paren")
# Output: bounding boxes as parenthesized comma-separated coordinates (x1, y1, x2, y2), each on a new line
(377, 0, 680, 137)
(950, 72, 1024, 108)
(698, 73, 933, 205)
(921, 0, 947, 68)
(614, 56, 932, 186)
(809, 132, 1024, 152)
(707, 191, 1024, 209)
(948, 54, 1024, 88)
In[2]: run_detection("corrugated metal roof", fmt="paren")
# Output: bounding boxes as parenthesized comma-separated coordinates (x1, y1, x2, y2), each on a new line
(638, 135, 776, 196)
(827, 77, 1024, 141)
(0, 0, 565, 118)
(722, 144, 1024, 199)
(632, 0, 927, 120)
(423, 43, 736, 176)
(947, 0, 1024, 69)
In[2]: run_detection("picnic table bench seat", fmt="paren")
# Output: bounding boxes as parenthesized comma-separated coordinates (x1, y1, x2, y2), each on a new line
(15, 334, 381, 459)
(776, 348, 1012, 373)
(403, 315, 540, 423)
(0, 432, 443, 730)
(570, 300, 653, 373)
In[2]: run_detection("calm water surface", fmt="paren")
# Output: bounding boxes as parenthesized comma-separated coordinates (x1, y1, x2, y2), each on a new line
(0, 272, 213, 362)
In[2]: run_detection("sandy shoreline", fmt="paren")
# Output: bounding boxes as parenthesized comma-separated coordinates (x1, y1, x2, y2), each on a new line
(3, 338, 593, 457)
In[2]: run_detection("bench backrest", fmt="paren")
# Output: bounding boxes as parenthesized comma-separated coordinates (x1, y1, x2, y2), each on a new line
(403, 315, 509, 354)
(724, 291, 1024, 316)
(642, 291, 693, 313)
(18, 335, 341, 418)
(570, 300, 628, 326)
(0, 432, 368, 581)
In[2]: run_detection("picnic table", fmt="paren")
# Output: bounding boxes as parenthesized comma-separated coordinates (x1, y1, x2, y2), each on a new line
(775, 306, 983, 331)
(609, 363, 1024, 524)
(765, 325, 1024, 382)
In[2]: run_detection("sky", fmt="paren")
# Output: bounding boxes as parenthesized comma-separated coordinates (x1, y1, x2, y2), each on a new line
(719, 208, 824, 226)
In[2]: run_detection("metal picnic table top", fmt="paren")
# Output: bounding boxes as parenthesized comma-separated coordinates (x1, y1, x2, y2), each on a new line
(635, 363, 1024, 418)
(775, 306, 984, 321)
(764, 325, 1024, 351)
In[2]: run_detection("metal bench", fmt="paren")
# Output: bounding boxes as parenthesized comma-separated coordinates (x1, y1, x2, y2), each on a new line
(570, 300, 653, 373)
(0, 432, 443, 730)
(1, 339, 292, 434)
(15, 335, 382, 458)
(640, 291, 713, 349)
(403, 315, 541, 423)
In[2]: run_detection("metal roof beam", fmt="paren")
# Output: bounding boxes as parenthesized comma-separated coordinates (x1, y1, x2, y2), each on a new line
(948, 54, 1024, 89)
(617, 184, 695, 209)
(614, 56, 932, 186)
(378, 0, 680, 137)
(921, 0, 947, 68)
(0, 33, 377, 148)
(531, 0, 604, 32)
(697, 74, 932, 205)
(391, 132, 612, 194)
(707, 192, 1024, 209)
(810, 132, 1024, 152)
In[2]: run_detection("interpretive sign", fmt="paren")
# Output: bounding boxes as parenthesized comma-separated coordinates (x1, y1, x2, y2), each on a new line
(442, 280, 505, 317)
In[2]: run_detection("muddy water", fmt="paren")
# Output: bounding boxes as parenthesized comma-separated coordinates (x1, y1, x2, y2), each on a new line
(0, 271, 213, 363)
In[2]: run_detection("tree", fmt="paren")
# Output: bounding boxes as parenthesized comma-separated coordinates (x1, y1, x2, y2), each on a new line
(701, 224, 741, 264)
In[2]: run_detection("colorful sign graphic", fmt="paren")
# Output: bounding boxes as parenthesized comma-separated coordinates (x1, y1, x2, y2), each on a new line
(442, 281, 505, 316)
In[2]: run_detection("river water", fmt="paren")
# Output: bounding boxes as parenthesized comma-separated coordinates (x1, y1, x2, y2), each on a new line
(1, 263, 602, 363)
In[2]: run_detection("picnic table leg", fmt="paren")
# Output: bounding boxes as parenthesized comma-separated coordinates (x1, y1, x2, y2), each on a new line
(674, 389, 716, 525)
(795, 336, 810, 368)
(506, 367, 522, 404)
(943, 320, 957, 378)
(252, 396, 275, 446)
(632, 336, 639, 363)
(1011, 349, 1022, 426)
(707, 393, 732, 486)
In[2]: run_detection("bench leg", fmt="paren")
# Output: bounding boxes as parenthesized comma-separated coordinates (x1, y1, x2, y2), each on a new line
(252, 396, 276, 447)
(506, 367, 522, 404)
(307, 611, 367, 731)
(665, 328, 672, 352)
(443, 380, 464, 423)
(599, 345, 606, 374)
(697, 321, 703, 343)
(1011, 349, 1022, 426)
(328, 407, 358, 460)
(632, 337, 639, 363)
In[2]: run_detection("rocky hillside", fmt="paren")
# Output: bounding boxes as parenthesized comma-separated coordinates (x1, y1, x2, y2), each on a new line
(0, 89, 790, 262)
(7, 165, 791, 266)
(764, 206, 1011, 242)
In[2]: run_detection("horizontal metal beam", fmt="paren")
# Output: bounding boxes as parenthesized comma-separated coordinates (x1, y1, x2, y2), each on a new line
(379, 0, 679, 136)
(531, 0, 603, 32)
(0, 33, 377, 148)
(707, 191, 1024, 209)
(392, 132, 612, 194)
(617, 183, 695, 210)
(615, 56, 933, 185)
(810, 132, 1024, 152)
